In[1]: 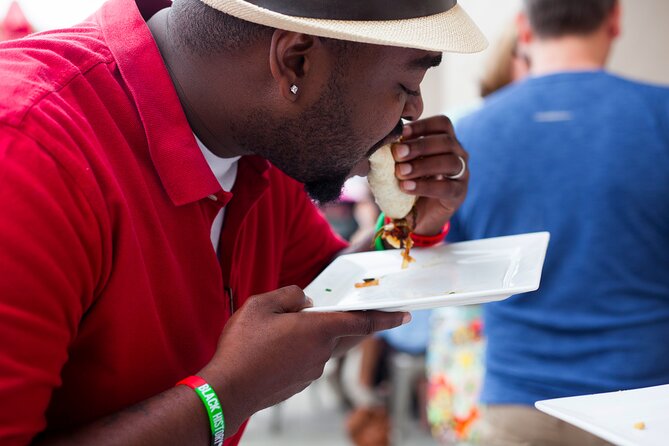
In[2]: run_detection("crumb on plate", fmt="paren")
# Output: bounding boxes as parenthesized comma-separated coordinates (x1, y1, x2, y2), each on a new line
(354, 278, 380, 288)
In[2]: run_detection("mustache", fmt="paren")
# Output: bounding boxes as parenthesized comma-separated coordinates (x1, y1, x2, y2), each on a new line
(365, 120, 404, 158)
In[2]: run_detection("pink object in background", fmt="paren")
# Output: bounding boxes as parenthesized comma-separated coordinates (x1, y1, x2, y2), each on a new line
(0, 1, 33, 41)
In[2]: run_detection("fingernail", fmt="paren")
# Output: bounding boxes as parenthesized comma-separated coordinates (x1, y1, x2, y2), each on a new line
(402, 313, 412, 325)
(399, 163, 412, 175)
(394, 144, 410, 159)
(305, 297, 314, 307)
(402, 180, 416, 191)
(402, 125, 412, 137)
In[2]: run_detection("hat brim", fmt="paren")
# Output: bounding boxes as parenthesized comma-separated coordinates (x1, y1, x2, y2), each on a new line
(199, 0, 488, 53)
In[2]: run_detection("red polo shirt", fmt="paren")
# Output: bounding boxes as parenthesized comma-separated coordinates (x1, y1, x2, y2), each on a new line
(0, 0, 346, 444)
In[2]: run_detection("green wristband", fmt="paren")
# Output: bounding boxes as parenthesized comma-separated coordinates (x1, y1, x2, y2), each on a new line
(374, 212, 386, 251)
(177, 376, 225, 446)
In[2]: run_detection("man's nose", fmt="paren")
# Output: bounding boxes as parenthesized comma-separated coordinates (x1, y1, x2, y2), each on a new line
(401, 92, 424, 121)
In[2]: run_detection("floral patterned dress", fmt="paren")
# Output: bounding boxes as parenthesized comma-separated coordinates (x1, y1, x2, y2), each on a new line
(427, 306, 486, 445)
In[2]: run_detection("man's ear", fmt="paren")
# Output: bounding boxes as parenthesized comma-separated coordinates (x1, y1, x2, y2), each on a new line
(514, 11, 533, 68)
(268, 31, 319, 102)
(515, 11, 533, 46)
(607, 1, 622, 39)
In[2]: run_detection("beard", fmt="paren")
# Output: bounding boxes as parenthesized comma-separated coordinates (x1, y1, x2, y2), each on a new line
(302, 120, 404, 202)
(239, 72, 368, 203)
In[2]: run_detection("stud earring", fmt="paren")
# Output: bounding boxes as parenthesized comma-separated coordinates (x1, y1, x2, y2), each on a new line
(290, 84, 299, 95)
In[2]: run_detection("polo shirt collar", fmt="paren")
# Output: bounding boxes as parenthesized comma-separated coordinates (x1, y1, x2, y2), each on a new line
(97, 0, 242, 206)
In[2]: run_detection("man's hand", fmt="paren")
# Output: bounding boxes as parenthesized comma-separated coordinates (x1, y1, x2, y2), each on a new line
(199, 285, 409, 436)
(392, 115, 469, 235)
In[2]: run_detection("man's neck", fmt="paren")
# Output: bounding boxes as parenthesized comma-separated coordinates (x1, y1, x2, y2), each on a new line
(530, 34, 611, 76)
(146, 9, 248, 158)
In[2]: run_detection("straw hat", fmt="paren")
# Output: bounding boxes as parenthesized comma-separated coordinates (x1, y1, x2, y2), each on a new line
(198, 0, 488, 53)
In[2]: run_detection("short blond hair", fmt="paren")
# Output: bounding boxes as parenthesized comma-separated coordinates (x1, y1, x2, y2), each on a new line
(479, 24, 519, 97)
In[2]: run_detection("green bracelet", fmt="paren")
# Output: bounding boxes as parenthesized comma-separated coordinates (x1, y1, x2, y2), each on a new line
(177, 376, 225, 446)
(374, 212, 386, 251)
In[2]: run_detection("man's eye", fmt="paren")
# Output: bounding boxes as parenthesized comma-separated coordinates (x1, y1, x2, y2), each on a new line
(401, 85, 421, 97)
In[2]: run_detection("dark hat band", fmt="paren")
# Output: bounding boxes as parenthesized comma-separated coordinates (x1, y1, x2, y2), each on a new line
(242, 0, 458, 21)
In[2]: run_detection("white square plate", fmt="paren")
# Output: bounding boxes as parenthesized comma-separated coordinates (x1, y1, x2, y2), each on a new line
(536, 384, 669, 446)
(303, 232, 550, 312)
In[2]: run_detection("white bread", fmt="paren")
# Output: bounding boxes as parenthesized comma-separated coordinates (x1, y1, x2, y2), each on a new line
(367, 144, 416, 219)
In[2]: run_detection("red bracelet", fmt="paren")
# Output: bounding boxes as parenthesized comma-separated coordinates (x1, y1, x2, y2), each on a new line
(411, 221, 450, 247)
(383, 217, 450, 247)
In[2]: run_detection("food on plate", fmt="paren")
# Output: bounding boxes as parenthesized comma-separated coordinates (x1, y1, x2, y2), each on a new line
(354, 278, 380, 288)
(375, 218, 414, 269)
(633, 421, 646, 430)
(368, 143, 416, 269)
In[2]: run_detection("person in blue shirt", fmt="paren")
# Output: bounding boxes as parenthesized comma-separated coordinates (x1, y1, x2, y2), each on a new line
(451, 0, 669, 444)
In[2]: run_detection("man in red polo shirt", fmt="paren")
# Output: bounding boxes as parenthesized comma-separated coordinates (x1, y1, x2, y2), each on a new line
(0, 0, 486, 444)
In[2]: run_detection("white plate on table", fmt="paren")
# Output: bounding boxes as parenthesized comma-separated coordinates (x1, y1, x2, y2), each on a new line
(303, 231, 549, 312)
(536, 384, 669, 446)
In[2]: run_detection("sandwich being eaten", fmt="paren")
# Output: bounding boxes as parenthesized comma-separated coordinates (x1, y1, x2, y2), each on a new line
(367, 143, 416, 269)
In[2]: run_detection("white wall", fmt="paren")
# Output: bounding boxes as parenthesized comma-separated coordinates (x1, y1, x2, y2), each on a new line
(609, 0, 669, 86)
(422, 0, 522, 117)
(0, 0, 106, 31)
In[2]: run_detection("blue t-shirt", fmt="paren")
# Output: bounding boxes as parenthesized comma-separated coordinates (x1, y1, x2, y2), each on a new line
(378, 309, 431, 355)
(451, 71, 669, 405)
